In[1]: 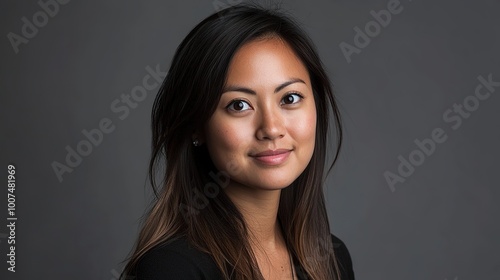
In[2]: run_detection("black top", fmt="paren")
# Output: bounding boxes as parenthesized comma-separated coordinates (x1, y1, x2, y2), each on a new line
(135, 234, 355, 280)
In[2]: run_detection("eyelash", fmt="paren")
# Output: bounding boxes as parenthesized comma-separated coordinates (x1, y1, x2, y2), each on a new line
(225, 92, 304, 112)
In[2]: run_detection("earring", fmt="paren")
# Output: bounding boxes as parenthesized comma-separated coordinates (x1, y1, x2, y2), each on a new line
(192, 139, 199, 147)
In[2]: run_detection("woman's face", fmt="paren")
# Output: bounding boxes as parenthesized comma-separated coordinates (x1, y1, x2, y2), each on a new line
(203, 37, 317, 191)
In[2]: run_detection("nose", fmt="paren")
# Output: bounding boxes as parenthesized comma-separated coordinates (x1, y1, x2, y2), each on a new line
(255, 105, 286, 141)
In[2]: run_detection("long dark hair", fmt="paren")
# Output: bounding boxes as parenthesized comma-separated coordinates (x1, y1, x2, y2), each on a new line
(121, 4, 343, 279)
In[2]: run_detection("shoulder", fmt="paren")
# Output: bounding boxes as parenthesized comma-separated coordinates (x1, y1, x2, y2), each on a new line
(331, 233, 356, 280)
(135, 237, 223, 280)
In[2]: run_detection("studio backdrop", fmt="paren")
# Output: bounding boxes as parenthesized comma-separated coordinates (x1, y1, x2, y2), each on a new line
(1, 0, 499, 279)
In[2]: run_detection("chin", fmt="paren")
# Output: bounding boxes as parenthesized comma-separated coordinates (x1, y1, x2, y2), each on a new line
(251, 177, 297, 190)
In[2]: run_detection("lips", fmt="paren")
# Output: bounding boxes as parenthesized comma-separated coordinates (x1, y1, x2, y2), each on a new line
(250, 149, 292, 165)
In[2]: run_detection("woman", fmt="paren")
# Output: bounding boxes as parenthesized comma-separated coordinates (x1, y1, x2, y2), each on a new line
(121, 4, 355, 280)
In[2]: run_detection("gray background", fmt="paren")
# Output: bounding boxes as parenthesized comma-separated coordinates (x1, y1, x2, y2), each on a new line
(1, 0, 499, 279)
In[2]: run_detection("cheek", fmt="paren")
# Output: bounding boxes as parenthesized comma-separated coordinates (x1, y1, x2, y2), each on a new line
(205, 116, 251, 166)
(289, 106, 317, 145)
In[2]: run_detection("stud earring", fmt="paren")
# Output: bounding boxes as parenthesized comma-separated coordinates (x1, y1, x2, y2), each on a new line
(192, 139, 199, 147)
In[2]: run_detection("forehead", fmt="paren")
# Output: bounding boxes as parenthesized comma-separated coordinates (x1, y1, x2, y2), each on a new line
(225, 37, 310, 86)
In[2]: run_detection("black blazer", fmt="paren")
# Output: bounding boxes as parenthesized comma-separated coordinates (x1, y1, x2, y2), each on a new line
(134, 234, 355, 279)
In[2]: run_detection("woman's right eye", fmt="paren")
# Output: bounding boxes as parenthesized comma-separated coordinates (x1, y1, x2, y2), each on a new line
(226, 100, 251, 112)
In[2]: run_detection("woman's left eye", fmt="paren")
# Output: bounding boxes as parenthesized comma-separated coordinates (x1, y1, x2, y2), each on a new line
(281, 93, 303, 105)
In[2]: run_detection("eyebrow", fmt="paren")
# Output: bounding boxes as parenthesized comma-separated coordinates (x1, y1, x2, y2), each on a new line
(222, 78, 306, 95)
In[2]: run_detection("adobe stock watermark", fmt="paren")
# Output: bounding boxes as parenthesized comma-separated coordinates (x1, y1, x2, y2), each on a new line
(384, 73, 499, 192)
(7, 0, 71, 54)
(339, 0, 415, 64)
(179, 159, 241, 221)
(51, 64, 166, 183)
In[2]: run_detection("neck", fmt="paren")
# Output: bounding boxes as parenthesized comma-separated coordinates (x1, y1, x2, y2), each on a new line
(224, 183, 295, 279)
(224, 183, 284, 249)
